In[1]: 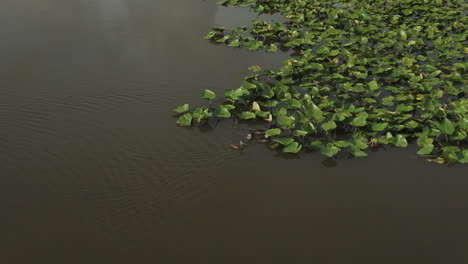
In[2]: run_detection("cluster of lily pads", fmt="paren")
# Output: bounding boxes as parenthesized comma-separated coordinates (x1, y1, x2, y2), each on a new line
(174, 0, 468, 164)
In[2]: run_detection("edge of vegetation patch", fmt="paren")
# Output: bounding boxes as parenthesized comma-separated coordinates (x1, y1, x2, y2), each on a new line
(174, 0, 468, 164)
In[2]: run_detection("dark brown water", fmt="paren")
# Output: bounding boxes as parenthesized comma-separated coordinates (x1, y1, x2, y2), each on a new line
(1, 0, 467, 263)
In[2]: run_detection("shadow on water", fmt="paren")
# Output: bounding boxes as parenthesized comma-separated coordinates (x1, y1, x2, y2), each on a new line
(0, 0, 467, 263)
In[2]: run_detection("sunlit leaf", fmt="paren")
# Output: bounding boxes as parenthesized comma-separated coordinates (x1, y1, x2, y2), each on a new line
(252, 101, 261, 112)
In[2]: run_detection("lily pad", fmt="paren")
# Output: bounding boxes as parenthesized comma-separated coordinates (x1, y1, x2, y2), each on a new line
(283, 142, 302, 153)
(273, 137, 294, 146)
(173, 104, 190, 114)
(441, 118, 455, 135)
(394, 135, 408, 148)
(321, 120, 337, 131)
(265, 128, 281, 138)
(215, 106, 232, 118)
(239, 111, 256, 120)
(321, 143, 340, 157)
(202, 89, 216, 100)
(176, 113, 192, 127)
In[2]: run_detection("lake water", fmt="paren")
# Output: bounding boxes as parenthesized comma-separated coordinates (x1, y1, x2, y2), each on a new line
(1, 0, 467, 263)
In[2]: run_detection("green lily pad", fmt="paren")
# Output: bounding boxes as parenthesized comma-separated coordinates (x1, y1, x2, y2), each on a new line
(441, 118, 455, 135)
(215, 106, 231, 118)
(273, 137, 294, 146)
(350, 115, 367, 127)
(173, 104, 190, 114)
(417, 144, 434, 155)
(239, 111, 256, 120)
(283, 142, 302, 153)
(349, 146, 368, 157)
(202, 89, 216, 100)
(176, 113, 192, 127)
(459, 150, 468, 164)
(367, 80, 379, 91)
(372, 122, 389, 132)
(294, 130, 308, 137)
(321, 120, 337, 131)
(394, 135, 408, 148)
(267, 44, 278, 52)
(321, 143, 340, 157)
(265, 128, 281, 138)
(277, 116, 295, 129)
(252, 101, 261, 112)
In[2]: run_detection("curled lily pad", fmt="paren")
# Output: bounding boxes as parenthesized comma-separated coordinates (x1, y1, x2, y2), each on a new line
(252, 101, 261, 112)
(321, 143, 340, 158)
(267, 44, 278, 52)
(239, 111, 256, 120)
(459, 150, 468, 164)
(273, 137, 294, 146)
(247, 40, 263, 51)
(192, 107, 212, 123)
(349, 146, 368, 157)
(265, 128, 281, 138)
(255, 111, 270, 118)
(367, 80, 379, 91)
(283, 142, 302, 153)
(173, 104, 189, 114)
(417, 144, 435, 155)
(294, 130, 308, 137)
(372, 122, 388, 132)
(321, 120, 337, 131)
(350, 114, 367, 127)
(203, 31, 216, 40)
(202, 89, 216, 100)
(277, 116, 295, 129)
(176, 113, 192, 127)
(221, 104, 236, 110)
(440, 118, 455, 135)
(215, 106, 232, 118)
(228, 39, 240, 47)
(394, 135, 408, 148)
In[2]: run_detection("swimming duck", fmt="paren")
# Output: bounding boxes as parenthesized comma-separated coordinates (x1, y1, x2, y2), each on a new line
(253, 129, 266, 135)
(230, 140, 245, 150)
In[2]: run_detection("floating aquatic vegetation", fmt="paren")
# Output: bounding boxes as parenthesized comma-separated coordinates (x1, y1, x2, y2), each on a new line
(174, 0, 468, 164)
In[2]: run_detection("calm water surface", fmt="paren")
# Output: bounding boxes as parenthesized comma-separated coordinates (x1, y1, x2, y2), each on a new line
(1, 0, 467, 263)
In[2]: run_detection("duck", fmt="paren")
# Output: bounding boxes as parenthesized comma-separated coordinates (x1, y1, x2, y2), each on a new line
(230, 140, 246, 150)
(252, 129, 266, 135)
